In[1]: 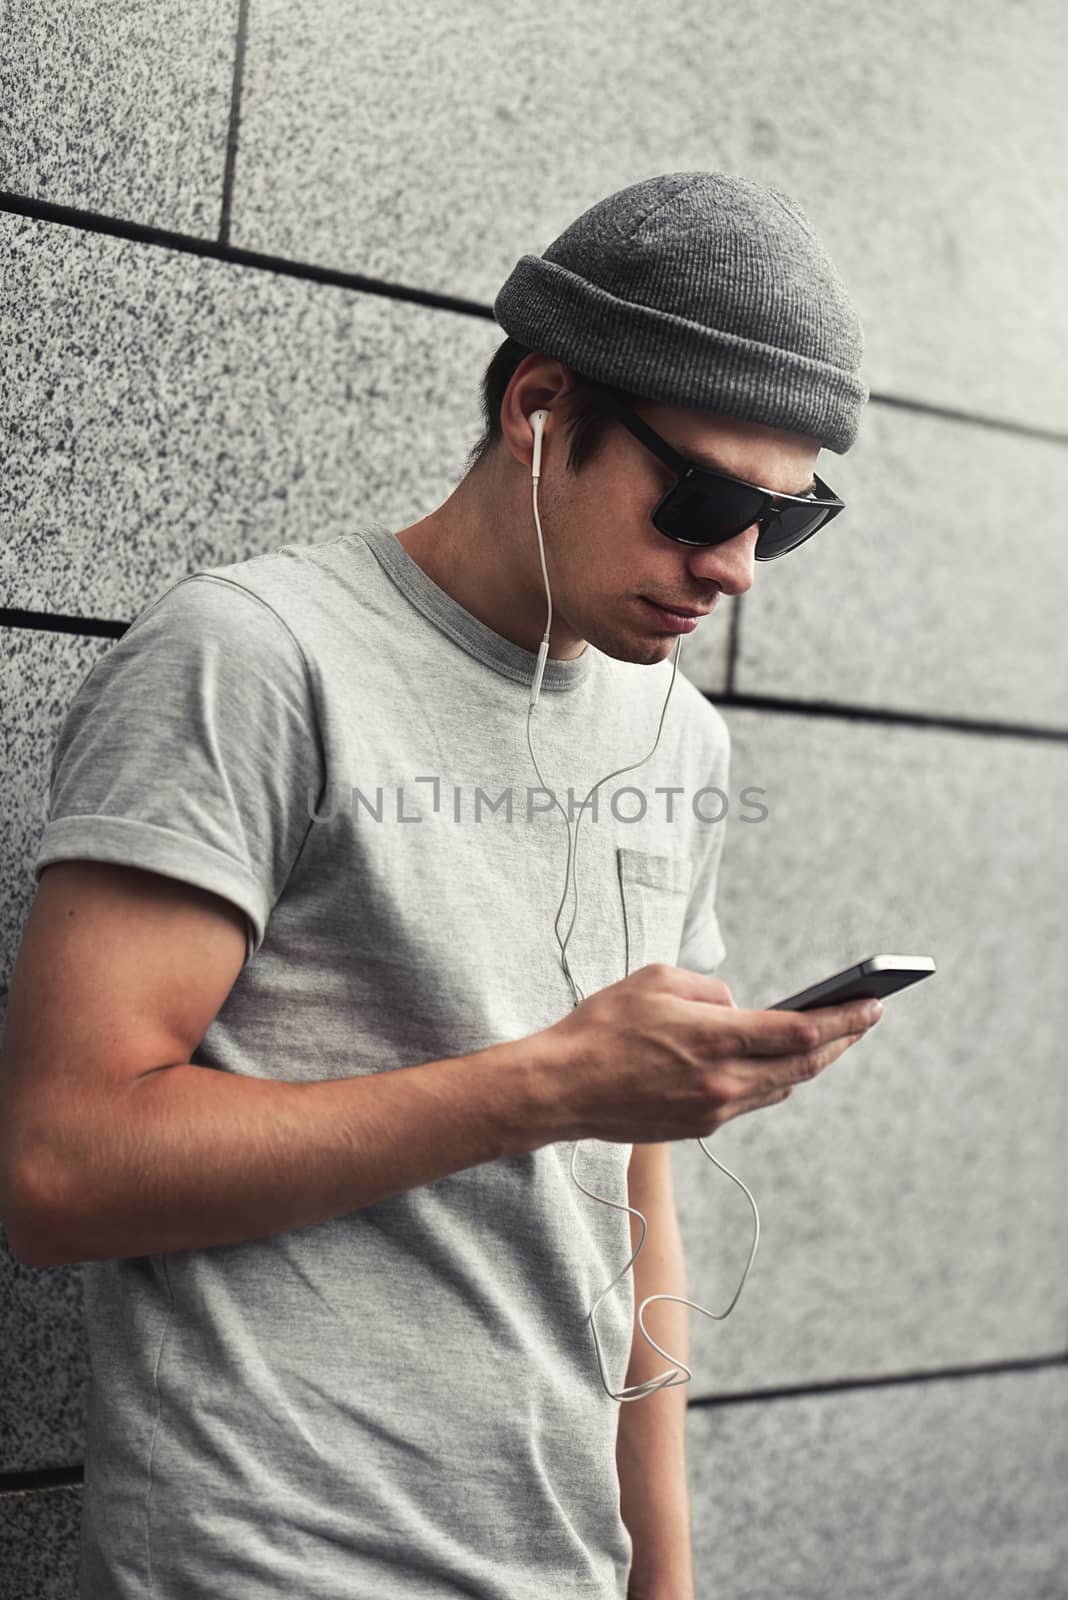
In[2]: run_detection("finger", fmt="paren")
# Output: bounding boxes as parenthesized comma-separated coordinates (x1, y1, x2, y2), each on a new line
(724, 1027, 863, 1100)
(734, 1082, 794, 1115)
(720, 1031, 867, 1124)
(718, 998, 882, 1058)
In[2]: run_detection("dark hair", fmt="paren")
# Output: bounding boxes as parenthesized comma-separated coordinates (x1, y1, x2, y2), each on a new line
(461, 336, 647, 480)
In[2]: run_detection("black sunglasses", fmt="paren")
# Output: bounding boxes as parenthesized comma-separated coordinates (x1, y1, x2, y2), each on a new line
(599, 392, 845, 560)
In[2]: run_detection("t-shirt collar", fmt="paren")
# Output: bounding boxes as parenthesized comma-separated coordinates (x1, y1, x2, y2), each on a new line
(353, 523, 593, 693)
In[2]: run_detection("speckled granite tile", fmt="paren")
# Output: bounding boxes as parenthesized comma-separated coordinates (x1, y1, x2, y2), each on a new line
(735, 405, 1068, 731)
(0, 1481, 81, 1600)
(0, 210, 506, 618)
(1, 628, 114, 1007)
(0, 1248, 88, 1474)
(664, 709, 1068, 1396)
(231, 0, 1068, 433)
(1, 630, 101, 1475)
(0, 0, 236, 236)
(688, 1366, 1068, 1600)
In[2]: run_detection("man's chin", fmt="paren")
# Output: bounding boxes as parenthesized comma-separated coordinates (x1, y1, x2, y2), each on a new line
(587, 627, 681, 667)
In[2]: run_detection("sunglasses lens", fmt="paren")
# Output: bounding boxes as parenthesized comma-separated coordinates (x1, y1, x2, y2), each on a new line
(755, 503, 830, 559)
(654, 478, 831, 557)
(654, 477, 764, 543)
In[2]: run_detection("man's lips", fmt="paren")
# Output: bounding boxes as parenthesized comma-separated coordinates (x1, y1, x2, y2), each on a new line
(641, 598, 713, 618)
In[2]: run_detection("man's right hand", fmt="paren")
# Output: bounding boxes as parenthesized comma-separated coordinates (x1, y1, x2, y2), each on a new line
(541, 963, 884, 1145)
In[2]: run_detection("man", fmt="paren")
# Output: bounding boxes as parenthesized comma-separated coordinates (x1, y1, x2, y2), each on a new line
(1, 171, 881, 1600)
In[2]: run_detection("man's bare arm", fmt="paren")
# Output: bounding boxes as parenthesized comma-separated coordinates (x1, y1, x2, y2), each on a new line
(0, 861, 568, 1269)
(12, 1039, 565, 1269)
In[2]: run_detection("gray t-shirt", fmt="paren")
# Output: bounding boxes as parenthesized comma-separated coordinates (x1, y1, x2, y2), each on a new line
(34, 522, 730, 1600)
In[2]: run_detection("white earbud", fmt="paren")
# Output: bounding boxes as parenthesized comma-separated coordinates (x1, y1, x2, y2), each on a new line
(530, 408, 548, 480)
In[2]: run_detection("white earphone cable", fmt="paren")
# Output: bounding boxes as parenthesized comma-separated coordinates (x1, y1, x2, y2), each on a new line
(526, 413, 760, 1403)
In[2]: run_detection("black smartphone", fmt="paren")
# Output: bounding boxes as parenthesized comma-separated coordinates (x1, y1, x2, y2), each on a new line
(766, 953, 936, 1012)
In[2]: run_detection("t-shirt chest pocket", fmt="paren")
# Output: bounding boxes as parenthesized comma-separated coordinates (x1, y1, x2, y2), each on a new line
(616, 846, 693, 975)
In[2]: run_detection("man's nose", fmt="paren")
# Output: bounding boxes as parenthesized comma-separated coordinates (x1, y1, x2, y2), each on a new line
(685, 524, 759, 598)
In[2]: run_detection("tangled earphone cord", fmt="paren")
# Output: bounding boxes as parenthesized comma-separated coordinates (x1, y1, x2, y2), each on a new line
(526, 465, 760, 1403)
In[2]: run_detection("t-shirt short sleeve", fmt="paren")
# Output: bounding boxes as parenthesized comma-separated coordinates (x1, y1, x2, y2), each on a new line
(33, 574, 324, 967)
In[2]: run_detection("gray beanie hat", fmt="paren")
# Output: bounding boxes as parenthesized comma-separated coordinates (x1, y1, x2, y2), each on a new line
(493, 171, 868, 454)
